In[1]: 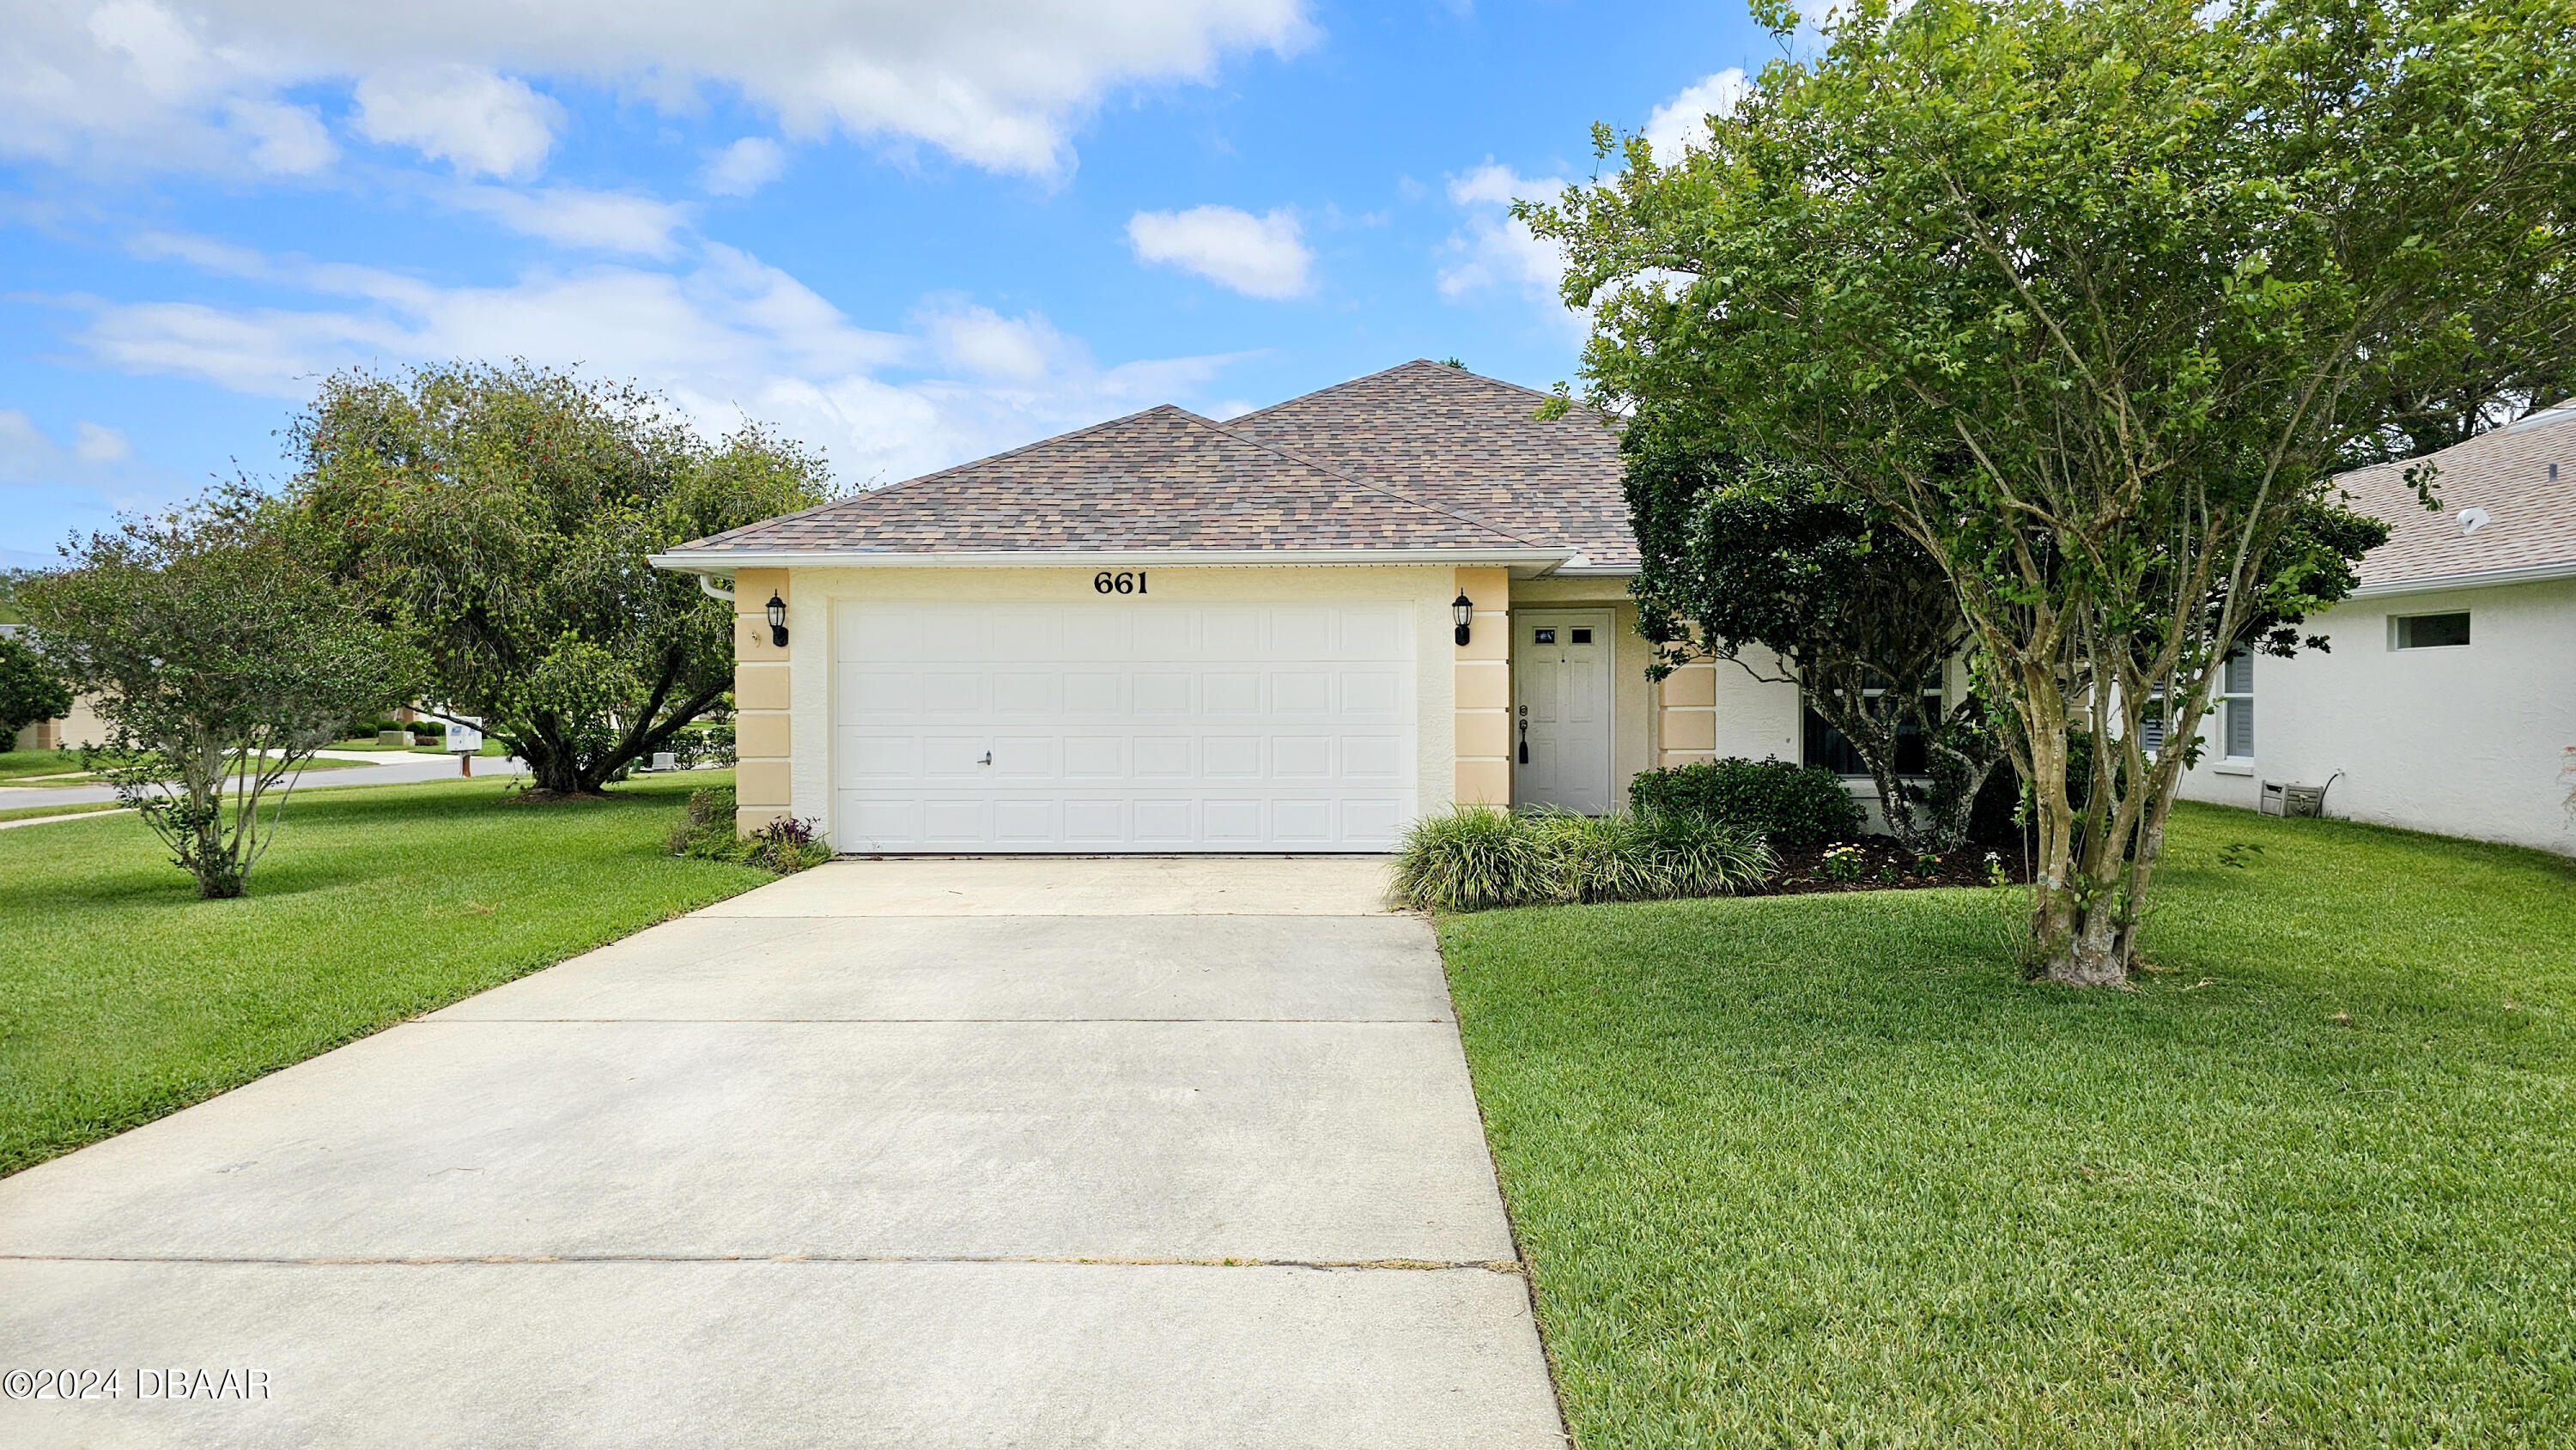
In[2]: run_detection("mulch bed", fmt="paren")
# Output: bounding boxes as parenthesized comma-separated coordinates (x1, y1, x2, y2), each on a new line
(1763, 838, 2036, 895)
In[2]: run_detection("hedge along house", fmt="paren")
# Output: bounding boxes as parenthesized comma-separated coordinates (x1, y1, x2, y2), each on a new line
(648, 360, 1782, 852)
(2174, 399, 2576, 855)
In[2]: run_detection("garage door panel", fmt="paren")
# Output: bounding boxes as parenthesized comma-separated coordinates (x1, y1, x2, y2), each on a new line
(1134, 674, 1194, 713)
(833, 600, 1415, 852)
(1204, 736, 1262, 778)
(1340, 671, 1402, 715)
(922, 673, 985, 714)
(1203, 673, 1261, 713)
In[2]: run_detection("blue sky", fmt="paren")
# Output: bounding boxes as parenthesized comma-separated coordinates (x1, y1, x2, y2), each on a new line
(1, 0, 1781, 566)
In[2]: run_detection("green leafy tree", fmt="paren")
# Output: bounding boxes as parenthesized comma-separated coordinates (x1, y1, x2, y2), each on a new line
(1626, 421, 2004, 851)
(1528, 0, 2572, 983)
(21, 492, 420, 898)
(294, 362, 835, 797)
(0, 630, 73, 744)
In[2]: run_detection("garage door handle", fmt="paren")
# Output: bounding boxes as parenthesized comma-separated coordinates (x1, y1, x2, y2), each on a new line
(979, 751, 993, 767)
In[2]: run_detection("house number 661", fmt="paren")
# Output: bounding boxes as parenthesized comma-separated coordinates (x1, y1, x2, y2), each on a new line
(1092, 571, 1147, 595)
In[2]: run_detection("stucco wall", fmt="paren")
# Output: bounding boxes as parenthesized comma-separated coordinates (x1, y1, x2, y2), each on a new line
(2176, 575, 2576, 855)
(770, 565, 1461, 848)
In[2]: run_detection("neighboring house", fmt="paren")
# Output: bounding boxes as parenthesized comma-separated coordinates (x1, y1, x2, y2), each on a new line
(1, 622, 106, 754)
(2175, 401, 2576, 855)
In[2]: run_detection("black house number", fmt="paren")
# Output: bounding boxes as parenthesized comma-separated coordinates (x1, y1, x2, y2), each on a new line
(1092, 570, 1147, 595)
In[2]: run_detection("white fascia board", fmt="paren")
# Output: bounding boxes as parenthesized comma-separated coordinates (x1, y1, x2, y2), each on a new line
(649, 547, 1577, 573)
(2348, 558, 2576, 598)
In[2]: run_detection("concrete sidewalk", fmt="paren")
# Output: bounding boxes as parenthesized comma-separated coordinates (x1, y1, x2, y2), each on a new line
(0, 857, 1564, 1447)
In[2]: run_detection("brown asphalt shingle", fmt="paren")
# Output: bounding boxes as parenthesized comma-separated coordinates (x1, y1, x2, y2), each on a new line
(2340, 402, 2576, 590)
(672, 403, 1547, 555)
(1229, 361, 1636, 567)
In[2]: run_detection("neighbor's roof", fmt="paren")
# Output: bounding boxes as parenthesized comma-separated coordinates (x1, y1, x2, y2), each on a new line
(1228, 361, 1634, 570)
(2340, 400, 2576, 595)
(662, 402, 1555, 561)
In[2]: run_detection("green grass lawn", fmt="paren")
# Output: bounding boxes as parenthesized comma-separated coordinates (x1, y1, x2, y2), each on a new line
(1442, 801, 2576, 1447)
(0, 747, 87, 780)
(0, 753, 374, 787)
(0, 800, 125, 824)
(0, 771, 768, 1176)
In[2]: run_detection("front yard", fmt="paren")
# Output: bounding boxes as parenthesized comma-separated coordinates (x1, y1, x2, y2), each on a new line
(1444, 802, 2576, 1447)
(0, 772, 769, 1175)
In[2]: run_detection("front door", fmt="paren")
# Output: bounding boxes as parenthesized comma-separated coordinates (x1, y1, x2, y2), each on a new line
(1512, 610, 1613, 815)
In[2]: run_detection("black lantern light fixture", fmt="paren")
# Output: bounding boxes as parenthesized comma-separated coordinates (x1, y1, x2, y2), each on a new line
(765, 592, 789, 648)
(1451, 592, 1474, 647)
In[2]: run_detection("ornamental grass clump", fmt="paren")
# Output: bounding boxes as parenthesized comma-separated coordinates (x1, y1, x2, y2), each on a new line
(1390, 804, 1558, 912)
(1389, 804, 1773, 912)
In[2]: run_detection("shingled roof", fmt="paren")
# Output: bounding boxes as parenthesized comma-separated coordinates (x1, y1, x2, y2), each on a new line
(665, 401, 1555, 559)
(2340, 401, 2576, 593)
(1229, 361, 1635, 569)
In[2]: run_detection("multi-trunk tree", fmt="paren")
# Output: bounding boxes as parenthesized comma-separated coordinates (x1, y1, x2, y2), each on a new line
(1529, 0, 2574, 983)
(295, 363, 835, 798)
(21, 493, 419, 898)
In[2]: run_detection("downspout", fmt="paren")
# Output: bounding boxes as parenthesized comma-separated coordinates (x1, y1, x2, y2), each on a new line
(693, 573, 737, 604)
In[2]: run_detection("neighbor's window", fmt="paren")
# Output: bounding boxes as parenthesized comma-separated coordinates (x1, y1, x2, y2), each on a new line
(2217, 649, 2254, 760)
(2391, 611, 2471, 650)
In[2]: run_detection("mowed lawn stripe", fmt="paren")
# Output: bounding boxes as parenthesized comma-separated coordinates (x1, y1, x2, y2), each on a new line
(0, 772, 767, 1176)
(1442, 802, 2576, 1447)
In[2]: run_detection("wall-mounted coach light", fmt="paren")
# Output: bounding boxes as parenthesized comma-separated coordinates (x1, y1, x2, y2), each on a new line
(1452, 593, 1474, 647)
(766, 592, 789, 648)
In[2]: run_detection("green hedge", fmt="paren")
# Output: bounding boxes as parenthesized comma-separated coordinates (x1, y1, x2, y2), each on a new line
(1629, 756, 1863, 846)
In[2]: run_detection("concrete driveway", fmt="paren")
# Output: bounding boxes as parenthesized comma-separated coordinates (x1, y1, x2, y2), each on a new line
(0, 857, 1564, 1447)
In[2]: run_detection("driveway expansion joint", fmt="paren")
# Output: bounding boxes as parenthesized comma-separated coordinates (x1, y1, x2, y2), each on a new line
(3, 1253, 1527, 1273)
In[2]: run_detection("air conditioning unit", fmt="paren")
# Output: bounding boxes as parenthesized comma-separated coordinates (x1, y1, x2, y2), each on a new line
(2259, 781, 2325, 818)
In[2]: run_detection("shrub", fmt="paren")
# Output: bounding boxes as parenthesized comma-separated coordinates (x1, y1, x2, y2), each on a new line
(1389, 804, 1774, 912)
(665, 785, 831, 874)
(1629, 756, 1863, 846)
(1390, 805, 1558, 912)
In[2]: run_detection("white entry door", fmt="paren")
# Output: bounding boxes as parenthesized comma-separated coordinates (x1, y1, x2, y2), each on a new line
(832, 598, 1417, 852)
(1513, 610, 1613, 815)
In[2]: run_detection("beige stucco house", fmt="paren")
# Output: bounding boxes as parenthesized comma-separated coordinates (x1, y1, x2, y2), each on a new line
(2176, 401, 2576, 855)
(651, 361, 1779, 851)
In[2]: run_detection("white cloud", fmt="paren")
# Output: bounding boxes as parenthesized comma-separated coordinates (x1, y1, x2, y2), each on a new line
(1436, 163, 1571, 312)
(62, 236, 1249, 490)
(1642, 69, 1747, 162)
(352, 65, 562, 179)
(3, 0, 1314, 180)
(449, 185, 691, 257)
(72, 421, 131, 463)
(1126, 205, 1312, 300)
(224, 96, 335, 173)
(703, 137, 787, 197)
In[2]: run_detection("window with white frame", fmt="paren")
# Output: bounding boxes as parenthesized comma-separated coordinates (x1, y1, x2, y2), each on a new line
(2391, 611, 2470, 650)
(2217, 649, 2254, 760)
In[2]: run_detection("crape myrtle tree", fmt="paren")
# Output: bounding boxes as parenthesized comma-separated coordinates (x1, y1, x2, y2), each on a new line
(1527, 0, 2575, 984)
(1625, 417, 2006, 852)
(295, 363, 835, 798)
(20, 492, 420, 898)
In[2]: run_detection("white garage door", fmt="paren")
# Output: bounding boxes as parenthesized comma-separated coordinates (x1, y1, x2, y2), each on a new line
(832, 598, 1417, 852)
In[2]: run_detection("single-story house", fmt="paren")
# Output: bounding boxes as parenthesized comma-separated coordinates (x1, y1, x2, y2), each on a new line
(2176, 400, 2576, 856)
(651, 361, 1759, 852)
(651, 359, 2572, 858)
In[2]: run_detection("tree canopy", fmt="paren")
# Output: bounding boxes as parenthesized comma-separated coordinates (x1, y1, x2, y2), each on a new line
(294, 362, 835, 796)
(1625, 422, 2004, 851)
(0, 630, 72, 743)
(1528, 0, 2574, 982)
